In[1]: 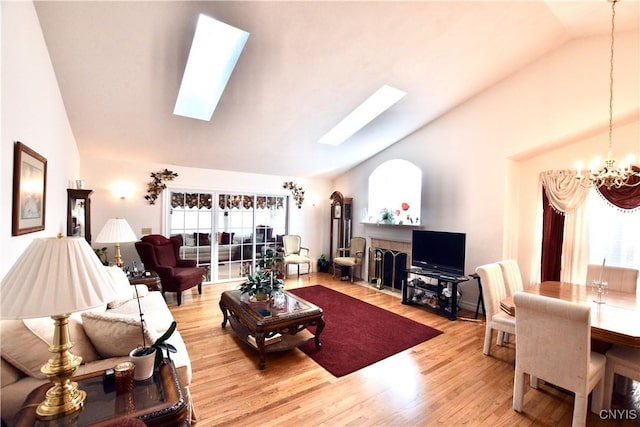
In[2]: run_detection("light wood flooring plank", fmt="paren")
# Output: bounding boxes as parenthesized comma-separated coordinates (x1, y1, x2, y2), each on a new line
(167, 273, 639, 426)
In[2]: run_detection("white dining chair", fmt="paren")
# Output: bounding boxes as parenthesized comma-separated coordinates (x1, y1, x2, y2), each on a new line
(498, 259, 524, 297)
(603, 345, 640, 410)
(475, 263, 516, 356)
(512, 292, 605, 427)
(585, 264, 639, 294)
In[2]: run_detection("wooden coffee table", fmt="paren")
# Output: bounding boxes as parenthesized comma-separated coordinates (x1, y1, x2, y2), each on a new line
(13, 360, 188, 427)
(219, 290, 324, 369)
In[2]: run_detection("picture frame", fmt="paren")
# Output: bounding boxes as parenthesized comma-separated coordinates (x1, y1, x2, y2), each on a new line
(12, 141, 47, 235)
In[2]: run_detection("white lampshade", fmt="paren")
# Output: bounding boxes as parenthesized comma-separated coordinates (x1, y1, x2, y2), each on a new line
(95, 218, 137, 244)
(1, 236, 120, 319)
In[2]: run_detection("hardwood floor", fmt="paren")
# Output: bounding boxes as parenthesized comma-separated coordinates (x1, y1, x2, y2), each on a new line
(168, 273, 639, 426)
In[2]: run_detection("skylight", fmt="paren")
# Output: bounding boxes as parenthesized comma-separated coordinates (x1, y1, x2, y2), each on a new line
(318, 85, 407, 146)
(173, 14, 249, 121)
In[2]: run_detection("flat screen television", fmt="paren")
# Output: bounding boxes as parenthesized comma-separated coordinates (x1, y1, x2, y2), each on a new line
(411, 230, 466, 276)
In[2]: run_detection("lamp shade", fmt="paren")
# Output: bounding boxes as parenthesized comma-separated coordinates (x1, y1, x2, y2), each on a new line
(95, 218, 137, 244)
(1, 236, 120, 319)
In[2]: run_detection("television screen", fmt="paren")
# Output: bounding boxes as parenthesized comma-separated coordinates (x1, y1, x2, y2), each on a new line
(411, 230, 466, 276)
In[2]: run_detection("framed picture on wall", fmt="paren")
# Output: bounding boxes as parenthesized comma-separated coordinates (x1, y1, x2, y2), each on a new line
(12, 141, 47, 236)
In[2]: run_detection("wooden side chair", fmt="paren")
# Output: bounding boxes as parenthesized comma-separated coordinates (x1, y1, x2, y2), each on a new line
(282, 235, 312, 278)
(333, 237, 366, 282)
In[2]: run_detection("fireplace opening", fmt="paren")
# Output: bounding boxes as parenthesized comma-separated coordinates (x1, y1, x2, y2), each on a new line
(371, 248, 407, 291)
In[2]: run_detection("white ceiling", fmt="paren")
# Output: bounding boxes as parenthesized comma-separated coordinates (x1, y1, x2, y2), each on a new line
(33, 1, 640, 179)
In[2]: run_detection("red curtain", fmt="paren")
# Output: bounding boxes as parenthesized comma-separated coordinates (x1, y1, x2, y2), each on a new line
(541, 189, 565, 281)
(597, 166, 640, 210)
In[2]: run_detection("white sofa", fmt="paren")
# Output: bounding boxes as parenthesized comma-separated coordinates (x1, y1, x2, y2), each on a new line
(0, 266, 192, 425)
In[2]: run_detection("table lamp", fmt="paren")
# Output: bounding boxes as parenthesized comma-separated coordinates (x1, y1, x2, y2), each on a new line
(0, 235, 120, 419)
(95, 218, 137, 267)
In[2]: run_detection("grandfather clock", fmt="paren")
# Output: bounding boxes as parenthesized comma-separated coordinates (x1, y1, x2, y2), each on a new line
(329, 191, 353, 264)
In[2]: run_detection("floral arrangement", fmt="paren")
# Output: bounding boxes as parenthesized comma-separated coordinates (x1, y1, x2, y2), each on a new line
(379, 208, 395, 224)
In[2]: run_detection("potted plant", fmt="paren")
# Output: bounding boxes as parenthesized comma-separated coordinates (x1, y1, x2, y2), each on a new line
(317, 254, 330, 273)
(258, 248, 283, 277)
(239, 270, 284, 301)
(129, 286, 177, 379)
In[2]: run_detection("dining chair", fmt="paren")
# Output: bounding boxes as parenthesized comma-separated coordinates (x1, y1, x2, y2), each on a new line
(475, 263, 515, 356)
(585, 264, 639, 294)
(497, 259, 524, 343)
(603, 345, 640, 410)
(498, 259, 524, 297)
(512, 292, 605, 427)
(282, 235, 312, 278)
(333, 237, 366, 282)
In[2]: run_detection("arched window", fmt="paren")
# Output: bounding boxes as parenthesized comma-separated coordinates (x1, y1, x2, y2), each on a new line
(367, 159, 421, 224)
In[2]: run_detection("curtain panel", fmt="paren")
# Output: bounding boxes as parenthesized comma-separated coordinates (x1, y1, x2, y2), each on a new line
(596, 166, 640, 211)
(539, 170, 590, 284)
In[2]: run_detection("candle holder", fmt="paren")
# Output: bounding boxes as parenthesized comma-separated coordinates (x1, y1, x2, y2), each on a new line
(592, 280, 608, 304)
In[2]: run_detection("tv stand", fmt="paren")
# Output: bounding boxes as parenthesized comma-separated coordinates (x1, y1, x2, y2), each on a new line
(402, 267, 469, 320)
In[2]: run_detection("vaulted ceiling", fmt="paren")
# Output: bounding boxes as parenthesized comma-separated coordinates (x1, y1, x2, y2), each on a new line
(34, 1, 640, 179)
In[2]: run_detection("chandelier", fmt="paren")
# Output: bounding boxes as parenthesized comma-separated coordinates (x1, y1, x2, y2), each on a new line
(576, 0, 640, 190)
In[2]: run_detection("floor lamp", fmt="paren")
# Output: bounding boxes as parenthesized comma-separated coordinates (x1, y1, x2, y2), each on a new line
(0, 235, 120, 419)
(95, 218, 137, 268)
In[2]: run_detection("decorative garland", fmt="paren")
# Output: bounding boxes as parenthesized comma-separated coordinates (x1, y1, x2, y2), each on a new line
(145, 169, 178, 205)
(283, 181, 305, 208)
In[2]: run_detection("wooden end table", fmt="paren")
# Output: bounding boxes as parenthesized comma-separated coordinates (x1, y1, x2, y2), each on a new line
(219, 290, 324, 369)
(14, 360, 188, 427)
(128, 270, 161, 292)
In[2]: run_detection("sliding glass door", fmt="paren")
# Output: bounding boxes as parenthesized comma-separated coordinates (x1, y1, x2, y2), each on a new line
(167, 190, 288, 282)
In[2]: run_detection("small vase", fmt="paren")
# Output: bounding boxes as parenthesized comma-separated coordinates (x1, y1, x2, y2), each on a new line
(254, 291, 269, 302)
(129, 347, 156, 380)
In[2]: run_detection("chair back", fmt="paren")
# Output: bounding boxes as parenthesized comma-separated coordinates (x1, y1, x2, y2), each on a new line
(349, 237, 366, 264)
(135, 234, 180, 269)
(514, 292, 591, 392)
(499, 259, 524, 297)
(283, 235, 302, 256)
(476, 263, 506, 322)
(585, 264, 639, 294)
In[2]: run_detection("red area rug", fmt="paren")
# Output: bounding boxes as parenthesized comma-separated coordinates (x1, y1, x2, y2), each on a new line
(288, 285, 443, 377)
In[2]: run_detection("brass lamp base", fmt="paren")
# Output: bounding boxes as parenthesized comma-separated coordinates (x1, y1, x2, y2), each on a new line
(36, 314, 86, 419)
(114, 243, 124, 268)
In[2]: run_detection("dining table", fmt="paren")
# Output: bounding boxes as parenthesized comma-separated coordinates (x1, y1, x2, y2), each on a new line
(500, 281, 640, 349)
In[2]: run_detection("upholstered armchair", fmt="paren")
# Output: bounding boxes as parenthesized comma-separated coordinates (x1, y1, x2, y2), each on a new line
(333, 237, 366, 282)
(282, 235, 311, 278)
(135, 234, 205, 305)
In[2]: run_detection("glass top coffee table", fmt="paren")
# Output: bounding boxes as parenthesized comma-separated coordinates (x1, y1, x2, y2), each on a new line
(219, 289, 324, 369)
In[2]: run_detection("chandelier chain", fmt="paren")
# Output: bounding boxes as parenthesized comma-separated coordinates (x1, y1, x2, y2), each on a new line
(608, 0, 616, 151)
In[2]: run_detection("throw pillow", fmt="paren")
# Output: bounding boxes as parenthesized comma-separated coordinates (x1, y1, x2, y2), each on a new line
(81, 311, 158, 359)
(0, 317, 99, 379)
(220, 232, 235, 245)
(194, 232, 210, 246)
(105, 266, 136, 309)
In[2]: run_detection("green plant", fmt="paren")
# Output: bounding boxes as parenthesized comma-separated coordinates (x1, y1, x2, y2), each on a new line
(239, 270, 284, 298)
(317, 254, 330, 272)
(94, 247, 108, 266)
(258, 248, 282, 270)
(131, 286, 177, 369)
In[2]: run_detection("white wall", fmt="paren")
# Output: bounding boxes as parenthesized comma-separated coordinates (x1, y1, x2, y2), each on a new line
(1, 1, 80, 278)
(80, 154, 332, 270)
(332, 31, 639, 310)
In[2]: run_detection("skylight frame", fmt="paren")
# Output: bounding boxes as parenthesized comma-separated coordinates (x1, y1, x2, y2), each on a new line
(173, 14, 250, 121)
(318, 85, 407, 146)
